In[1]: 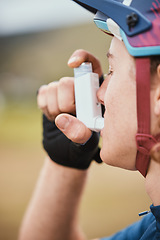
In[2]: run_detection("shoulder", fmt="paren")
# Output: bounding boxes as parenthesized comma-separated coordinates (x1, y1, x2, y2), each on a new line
(99, 212, 155, 240)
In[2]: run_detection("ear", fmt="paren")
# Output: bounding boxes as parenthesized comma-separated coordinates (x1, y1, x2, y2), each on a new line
(154, 65, 160, 116)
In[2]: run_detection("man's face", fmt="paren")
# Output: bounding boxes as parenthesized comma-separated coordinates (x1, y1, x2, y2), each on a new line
(97, 37, 137, 170)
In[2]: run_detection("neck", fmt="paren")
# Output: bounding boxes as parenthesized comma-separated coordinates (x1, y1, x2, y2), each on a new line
(145, 159, 160, 206)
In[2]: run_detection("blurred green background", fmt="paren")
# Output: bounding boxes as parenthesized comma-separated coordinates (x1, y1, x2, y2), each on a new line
(0, 22, 151, 240)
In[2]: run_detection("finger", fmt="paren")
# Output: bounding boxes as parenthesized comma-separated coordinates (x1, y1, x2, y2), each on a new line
(55, 114, 92, 144)
(37, 85, 53, 120)
(37, 85, 48, 109)
(58, 77, 76, 114)
(46, 82, 61, 119)
(42, 107, 55, 122)
(67, 49, 103, 77)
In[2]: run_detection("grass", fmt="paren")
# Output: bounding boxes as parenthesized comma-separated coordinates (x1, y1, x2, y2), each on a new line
(0, 101, 41, 144)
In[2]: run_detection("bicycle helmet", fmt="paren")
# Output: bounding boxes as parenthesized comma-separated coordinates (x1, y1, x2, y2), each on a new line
(72, 0, 160, 177)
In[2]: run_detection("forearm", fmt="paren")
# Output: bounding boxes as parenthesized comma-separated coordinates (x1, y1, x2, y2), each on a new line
(19, 157, 88, 240)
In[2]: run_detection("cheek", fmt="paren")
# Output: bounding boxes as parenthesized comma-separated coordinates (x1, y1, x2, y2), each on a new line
(101, 77, 137, 170)
(104, 74, 137, 125)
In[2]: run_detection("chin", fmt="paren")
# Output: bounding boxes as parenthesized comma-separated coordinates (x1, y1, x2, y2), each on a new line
(100, 148, 136, 171)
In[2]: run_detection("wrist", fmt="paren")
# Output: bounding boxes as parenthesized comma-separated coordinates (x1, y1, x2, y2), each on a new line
(44, 156, 89, 176)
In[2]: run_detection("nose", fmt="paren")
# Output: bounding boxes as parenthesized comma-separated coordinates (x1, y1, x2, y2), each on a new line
(97, 79, 108, 106)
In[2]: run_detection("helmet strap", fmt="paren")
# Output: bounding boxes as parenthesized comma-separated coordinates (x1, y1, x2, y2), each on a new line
(135, 58, 151, 177)
(135, 58, 160, 176)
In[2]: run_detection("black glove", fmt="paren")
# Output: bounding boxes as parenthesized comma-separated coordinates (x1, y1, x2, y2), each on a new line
(42, 114, 102, 169)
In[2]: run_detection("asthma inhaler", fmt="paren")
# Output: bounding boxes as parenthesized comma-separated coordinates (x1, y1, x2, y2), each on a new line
(74, 62, 104, 132)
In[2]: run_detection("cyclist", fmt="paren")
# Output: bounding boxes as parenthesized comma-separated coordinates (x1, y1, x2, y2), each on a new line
(19, 0, 160, 239)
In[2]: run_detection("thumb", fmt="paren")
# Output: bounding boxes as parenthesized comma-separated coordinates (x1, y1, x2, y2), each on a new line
(55, 113, 92, 144)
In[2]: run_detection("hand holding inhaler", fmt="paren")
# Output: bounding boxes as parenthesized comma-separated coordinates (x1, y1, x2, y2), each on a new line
(74, 62, 104, 132)
(39, 60, 102, 169)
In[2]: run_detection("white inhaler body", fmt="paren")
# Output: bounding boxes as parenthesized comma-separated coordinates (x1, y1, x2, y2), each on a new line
(74, 62, 104, 132)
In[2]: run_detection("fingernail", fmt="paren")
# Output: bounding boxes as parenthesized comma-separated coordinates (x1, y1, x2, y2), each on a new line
(56, 116, 69, 130)
(68, 56, 79, 65)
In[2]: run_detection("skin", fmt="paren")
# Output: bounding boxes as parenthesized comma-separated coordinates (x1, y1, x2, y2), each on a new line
(97, 37, 137, 170)
(19, 37, 160, 240)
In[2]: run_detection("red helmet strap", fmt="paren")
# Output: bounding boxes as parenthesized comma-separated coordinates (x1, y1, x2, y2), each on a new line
(135, 58, 160, 176)
(135, 58, 151, 177)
